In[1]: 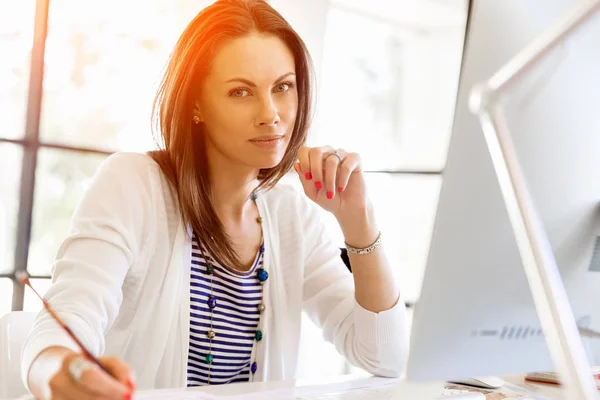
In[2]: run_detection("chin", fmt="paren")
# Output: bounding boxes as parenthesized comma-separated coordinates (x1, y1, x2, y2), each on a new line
(247, 142, 290, 170)
(242, 150, 286, 170)
(258, 154, 286, 170)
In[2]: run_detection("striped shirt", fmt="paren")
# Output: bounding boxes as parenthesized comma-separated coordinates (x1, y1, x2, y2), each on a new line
(187, 236, 264, 386)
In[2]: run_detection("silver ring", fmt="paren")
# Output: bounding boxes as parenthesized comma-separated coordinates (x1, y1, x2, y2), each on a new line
(325, 149, 343, 162)
(68, 357, 95, 384)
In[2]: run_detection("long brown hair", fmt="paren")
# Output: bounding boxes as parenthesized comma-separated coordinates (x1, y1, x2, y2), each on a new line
(149, 0, 314, 269)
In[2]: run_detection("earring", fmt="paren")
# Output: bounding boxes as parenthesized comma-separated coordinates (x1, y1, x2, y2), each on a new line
(193, 115, 201, 124)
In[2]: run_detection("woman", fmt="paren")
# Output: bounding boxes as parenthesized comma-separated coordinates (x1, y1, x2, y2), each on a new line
(22, 1, 409, 399)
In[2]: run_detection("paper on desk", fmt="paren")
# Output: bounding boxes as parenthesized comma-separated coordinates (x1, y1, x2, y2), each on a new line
(445, 383, 549, 400)
(134, 388, 220, 399)
(131, 378, 402, 400)
(229, 377, 444, 400)
(222, 377, 399, 399)
(105, 378, 397, 400)
(117, 378, 547, 400)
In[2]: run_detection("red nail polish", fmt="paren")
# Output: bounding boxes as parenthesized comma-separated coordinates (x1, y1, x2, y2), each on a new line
(337, 187, 344, 193)
(315, 181, 323, 190)
(305, 172, 313, 180)
(326, 191, 334, 200)
(126, 378, 136, 391)
(123, 393, 132, 400)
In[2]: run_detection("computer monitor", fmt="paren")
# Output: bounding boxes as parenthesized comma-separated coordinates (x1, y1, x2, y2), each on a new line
(407, 0, 600, 382)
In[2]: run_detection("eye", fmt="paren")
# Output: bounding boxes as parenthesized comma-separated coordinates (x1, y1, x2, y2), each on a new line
(274, 81, 294, 93)
(229, 88, 250, 98)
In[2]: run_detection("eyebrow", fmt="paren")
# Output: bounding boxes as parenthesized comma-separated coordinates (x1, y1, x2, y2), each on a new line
(225, 72, 296, 87)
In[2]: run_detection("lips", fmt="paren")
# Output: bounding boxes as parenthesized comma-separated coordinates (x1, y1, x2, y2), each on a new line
(249, 135, 284, 142)
(249, 135, 285, 149)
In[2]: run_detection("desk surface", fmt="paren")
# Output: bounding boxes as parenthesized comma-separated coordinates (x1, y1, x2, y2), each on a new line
(502, 375, 564, 399)
(157, 374, 568, 399)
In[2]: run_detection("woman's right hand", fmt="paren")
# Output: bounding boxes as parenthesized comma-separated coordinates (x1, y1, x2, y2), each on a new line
(30, 347, 135, 400)
(48, 353, 135, 400)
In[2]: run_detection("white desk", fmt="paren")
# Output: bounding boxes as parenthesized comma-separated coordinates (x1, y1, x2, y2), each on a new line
(137, 374, 568, 399)
(8, 374, 568, 400)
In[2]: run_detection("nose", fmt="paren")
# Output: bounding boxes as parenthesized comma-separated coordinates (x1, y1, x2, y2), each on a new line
(256, 96, 280, 126)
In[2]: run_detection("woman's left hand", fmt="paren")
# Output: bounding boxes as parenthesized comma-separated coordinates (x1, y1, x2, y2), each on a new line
(294, 146, 370, 220)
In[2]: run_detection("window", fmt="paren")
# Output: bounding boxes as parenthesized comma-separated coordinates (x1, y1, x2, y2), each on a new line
(28, 149, 108, 275)
(314, 0, 466, 171)
(1, 0, 213, 313)
(0, 0, 35, 140)
(38, 0, 203, 151)
(313, 0, 466, 304)
(0, 144, 22, 275)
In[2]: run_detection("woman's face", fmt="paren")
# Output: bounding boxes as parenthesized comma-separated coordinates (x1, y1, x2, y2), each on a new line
(197, 32, 299, 171)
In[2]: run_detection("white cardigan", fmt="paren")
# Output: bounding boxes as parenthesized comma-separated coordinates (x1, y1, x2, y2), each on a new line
(21, 152, 409, 390)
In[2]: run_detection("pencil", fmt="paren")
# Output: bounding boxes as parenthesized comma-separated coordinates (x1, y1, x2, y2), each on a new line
(16, 271, 114, 378)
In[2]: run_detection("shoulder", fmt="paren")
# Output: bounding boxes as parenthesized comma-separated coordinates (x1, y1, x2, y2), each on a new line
(95, 152, 161, 187)
(99, 151, 158, 174)
(82, 152, 168, 207)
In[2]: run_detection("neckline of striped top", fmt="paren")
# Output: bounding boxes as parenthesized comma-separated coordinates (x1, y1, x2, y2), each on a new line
(191, 240, 264, 278)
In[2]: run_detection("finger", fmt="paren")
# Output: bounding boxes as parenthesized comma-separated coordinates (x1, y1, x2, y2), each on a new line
(323, 151, 342, 200)
(295, 147, 317, 197)
(293, 162, 315, 197)
(48, 371, 104, 400)
(78, 367, 130, 398)
(336, 152, 361, 193)
(309, 146, 331, 193)
(296, 146, 312, 181)
(100, 356, 135, 390)
(62, 356, 129, 398)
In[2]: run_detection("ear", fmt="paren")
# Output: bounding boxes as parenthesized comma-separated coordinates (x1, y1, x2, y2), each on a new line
(193, 102, 204, 122)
